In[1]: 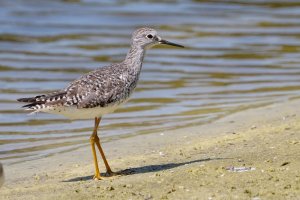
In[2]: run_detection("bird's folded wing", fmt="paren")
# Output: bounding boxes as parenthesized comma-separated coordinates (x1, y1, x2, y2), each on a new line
(64, 76, 126, 109)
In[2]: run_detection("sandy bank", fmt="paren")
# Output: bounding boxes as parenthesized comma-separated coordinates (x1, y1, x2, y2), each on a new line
(1, 100, 300, 200)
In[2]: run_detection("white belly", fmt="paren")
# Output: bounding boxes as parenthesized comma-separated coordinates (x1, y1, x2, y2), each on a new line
(44, 104, 121, 120)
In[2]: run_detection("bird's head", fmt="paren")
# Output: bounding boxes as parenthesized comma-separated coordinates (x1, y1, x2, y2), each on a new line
(131, 27, 184, 49)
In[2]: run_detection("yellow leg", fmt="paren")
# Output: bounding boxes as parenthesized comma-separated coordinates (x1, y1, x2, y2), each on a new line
(93, 117, 115, 176)
(90, 123, 102, 180)
(94, 134, 114, 175)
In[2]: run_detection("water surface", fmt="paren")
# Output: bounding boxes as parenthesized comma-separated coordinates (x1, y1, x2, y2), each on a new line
(1, 0, 300, 164)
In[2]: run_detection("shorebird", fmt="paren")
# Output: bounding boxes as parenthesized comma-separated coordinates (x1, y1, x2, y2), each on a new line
(17, 27, 184, 180)
(0, 163, 3, 187)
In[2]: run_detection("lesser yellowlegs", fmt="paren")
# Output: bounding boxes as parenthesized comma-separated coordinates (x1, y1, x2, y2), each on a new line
(17, 27, 184, 180)
(0, 163, 3, 187)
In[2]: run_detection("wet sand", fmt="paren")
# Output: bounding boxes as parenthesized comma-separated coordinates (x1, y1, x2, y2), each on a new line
(1, 100, 300, 200)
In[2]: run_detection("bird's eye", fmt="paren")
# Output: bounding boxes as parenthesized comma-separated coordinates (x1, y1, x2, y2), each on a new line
(146, 34, 153, 39)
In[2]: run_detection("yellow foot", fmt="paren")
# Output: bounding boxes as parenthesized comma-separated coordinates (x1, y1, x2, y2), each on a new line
(93, 174, 102, 180)
(106, 170, 119, 177)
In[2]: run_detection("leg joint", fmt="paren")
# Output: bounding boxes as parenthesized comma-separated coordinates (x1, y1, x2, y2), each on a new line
(90, 134, 99, 143)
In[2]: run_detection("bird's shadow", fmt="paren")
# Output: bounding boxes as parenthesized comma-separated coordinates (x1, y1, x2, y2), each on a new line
(63, 157, 225, 182)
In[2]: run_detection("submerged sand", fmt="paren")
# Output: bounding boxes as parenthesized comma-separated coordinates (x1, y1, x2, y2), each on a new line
(1, 100, 300, 200)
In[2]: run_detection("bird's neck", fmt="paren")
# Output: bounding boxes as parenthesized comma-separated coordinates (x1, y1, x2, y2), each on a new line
(123, 45, 146, 73)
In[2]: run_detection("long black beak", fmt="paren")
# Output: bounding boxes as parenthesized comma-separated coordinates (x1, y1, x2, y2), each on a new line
(159, 39, 184, 48)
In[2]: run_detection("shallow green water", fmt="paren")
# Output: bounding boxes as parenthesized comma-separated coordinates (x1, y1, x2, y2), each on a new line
(1, 0, 300, 164)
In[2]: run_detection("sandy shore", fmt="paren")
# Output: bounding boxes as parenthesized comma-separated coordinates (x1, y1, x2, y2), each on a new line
(1, 99, 300, 200)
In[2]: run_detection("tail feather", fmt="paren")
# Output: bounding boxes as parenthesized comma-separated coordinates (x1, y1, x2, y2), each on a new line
(17, 92, 67, 111)
(17, 95, 46, 103)
(21, 102, 45, 109)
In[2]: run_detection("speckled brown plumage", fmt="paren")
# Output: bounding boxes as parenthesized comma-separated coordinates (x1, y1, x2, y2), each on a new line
(17, 27, 184, 180)
(17, 27, 183, 119)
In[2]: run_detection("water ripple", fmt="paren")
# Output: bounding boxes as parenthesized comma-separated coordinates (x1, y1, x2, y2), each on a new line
(1, 0, 300, 164)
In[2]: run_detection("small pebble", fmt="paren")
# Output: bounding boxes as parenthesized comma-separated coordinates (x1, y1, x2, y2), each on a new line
(106, 186, 114, 191)
(280, 162, 290, 166)
(178, 185, 185, 189)
(144, 194, 153, 200)
(252, 197, 261, 200)
(251, 125, 257, 129)
(33, 174, 40, 180)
